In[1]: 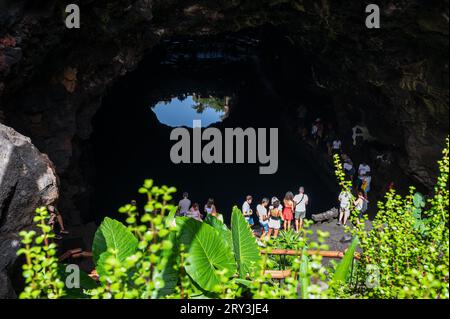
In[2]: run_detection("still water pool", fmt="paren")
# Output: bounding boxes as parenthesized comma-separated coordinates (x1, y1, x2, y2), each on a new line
(152, 94, 230, 128)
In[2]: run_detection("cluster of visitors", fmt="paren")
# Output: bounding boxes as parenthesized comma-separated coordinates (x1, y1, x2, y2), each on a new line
(337, 189, 369, 226)
(241, 187, 309, 239)
(300, 116, 375, 227)
(177, 192, 224, 222)
(337, 154, 371, 226)
(178, 187, 310, 240)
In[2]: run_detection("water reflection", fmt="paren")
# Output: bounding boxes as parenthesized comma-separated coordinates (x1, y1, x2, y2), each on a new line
(152, 94, 230, 127)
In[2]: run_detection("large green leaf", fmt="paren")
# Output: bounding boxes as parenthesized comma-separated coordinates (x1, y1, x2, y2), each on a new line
(231, 206, 261, 278)
(204, 214, 233, 249)
(92, 217, 138, 277)
(333, 236, 359, 283)
(299, 247, 310, 299)
(179, 218, 237, 291)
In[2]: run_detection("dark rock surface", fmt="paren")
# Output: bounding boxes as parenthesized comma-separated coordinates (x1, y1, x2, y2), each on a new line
(0, 123, 59, 298)
(312, 207, 339, 223)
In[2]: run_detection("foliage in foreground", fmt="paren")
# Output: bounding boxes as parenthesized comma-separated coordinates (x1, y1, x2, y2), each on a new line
(17, 139, 449, 299)
(332, 138, 449, 299)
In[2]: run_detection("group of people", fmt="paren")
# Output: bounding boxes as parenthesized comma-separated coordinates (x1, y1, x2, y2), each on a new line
(177, 193, 224, 222)
(337, 188, 369, 226)
(178, 187, 310, 240)
(303, 117, 374, 227)
(302, 117, 374, 197)
(241, 187, 309, 240)
(337, 156, 372, 226)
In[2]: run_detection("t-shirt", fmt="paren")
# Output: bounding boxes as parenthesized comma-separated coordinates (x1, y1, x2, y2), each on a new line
(339, 191, 352, 208)
(242, 201, 252, 217)
(332, 140, 342, 150)
(178, 198, 191, 215)
(293, 193, 309, 212)
(358, 164, 371, 177)
(343, 162, 353, 171)
(256, 204, 268, 224)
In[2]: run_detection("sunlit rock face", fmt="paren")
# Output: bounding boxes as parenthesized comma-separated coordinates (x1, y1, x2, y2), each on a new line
(0, 123, 59, 298)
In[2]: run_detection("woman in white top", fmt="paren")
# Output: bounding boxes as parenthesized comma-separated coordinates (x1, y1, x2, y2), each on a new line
(338, 190, 352, 226)
(204, 198, 217, 215)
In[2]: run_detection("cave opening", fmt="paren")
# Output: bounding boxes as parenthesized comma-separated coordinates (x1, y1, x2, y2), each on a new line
(88, 26, 341, 225)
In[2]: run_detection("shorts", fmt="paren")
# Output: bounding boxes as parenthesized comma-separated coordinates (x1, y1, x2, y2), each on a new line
(268, 218, 281, 230)
(340, 206, 350, 219)
(295, 211, 306, 220)
(245, 216, 254, 225)
(260, 222, 269, 232)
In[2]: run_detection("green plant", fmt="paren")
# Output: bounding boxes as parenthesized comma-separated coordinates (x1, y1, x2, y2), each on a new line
(332, 138, 449, 299)
(17, 207, 66, 299)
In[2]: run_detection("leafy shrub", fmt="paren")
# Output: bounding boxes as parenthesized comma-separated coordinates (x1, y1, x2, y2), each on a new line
(332, 138, 449, 299)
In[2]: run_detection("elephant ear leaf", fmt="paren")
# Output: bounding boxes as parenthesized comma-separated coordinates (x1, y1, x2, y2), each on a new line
(231, 206, 261, 278)
(179, 218, 236, 292)
(333, 236, 359, 283)
(92, 217, 138, 277)
(204, 214, 233, 249)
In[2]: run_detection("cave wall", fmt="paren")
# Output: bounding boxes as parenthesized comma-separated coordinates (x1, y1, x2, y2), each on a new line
(0, 0, 448, 226)
(0, 123, 58, 298)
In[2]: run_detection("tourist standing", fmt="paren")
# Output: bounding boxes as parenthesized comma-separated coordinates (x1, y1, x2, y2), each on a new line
(242, 195, 254, 226)
(256, 198, 270, 240)
(178, 192, 191, 216)
(354, 191, 369, 224)
(361, 174, 372, 196)
(332, 138, 342, 155)
(356, 162, 371, 190)
(337, 189, 352, 226)
(343, 156, 355, 181)
(268, 198, 282, 239)
(293, 187, 309, 232)
(282, 192, 294, 231)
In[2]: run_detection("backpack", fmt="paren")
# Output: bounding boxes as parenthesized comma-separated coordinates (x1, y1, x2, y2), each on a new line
(361, 199, 368, 213)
